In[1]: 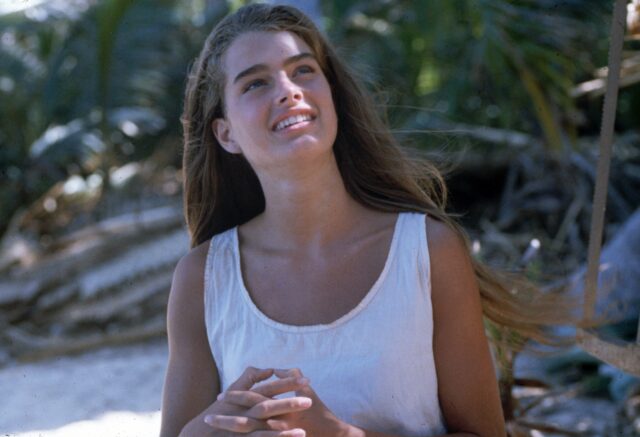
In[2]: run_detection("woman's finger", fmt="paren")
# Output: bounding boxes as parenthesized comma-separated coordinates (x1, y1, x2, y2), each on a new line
(250, 429, 306, 437)
(273, 368, 303, 379)
(252, 376, 310, 398)
(228, 367, 274, 391)
(220, 389, 269, 407)
(204, 414, 264, 432)
(248, 396, 313, 419)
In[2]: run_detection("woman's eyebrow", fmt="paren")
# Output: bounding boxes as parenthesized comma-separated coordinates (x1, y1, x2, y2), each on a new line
(232, 52, 315, 85)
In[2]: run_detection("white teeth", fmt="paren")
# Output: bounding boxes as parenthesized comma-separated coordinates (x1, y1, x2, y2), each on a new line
(275, 114, 312, 131)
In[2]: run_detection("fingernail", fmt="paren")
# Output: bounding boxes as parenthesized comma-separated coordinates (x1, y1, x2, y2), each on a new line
(204, 415, 214, 425)
(292, 430, 306, 437)
(299, 397, 312, 407)
(216, 392, 224, 400)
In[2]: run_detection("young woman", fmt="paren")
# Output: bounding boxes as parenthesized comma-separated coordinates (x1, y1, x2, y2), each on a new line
(160, 4, 560, 437)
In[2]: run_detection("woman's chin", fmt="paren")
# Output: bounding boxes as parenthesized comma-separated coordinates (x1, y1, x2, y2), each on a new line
(272, 137, 334, 166)
(281, 134, 331, 152)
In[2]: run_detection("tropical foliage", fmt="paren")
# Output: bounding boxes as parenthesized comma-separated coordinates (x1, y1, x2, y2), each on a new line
(0, 0, 229, 235)
(0, 0, 637, 241)
(324, 1, 615, 144)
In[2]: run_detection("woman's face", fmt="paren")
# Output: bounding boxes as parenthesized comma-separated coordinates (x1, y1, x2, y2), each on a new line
(212, 31, 338, 172)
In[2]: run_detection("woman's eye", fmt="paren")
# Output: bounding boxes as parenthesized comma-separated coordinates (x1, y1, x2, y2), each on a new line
(243, 79, 266, 93)
(294, 65, 315, 76)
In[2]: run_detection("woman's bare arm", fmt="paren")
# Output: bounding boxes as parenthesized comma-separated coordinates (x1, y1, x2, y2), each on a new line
(160, 241, 220, 437)
(427, 217, 506, 437)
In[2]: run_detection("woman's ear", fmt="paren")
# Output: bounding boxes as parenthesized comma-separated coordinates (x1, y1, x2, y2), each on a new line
(212, 118, 242, 154)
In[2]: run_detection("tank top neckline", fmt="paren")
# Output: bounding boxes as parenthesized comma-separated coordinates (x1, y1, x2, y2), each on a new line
(231, 212, 405, 333)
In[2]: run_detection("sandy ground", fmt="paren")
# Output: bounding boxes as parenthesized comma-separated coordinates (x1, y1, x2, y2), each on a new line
(1, 340, 168, 437)
(1, 339, 628, 437)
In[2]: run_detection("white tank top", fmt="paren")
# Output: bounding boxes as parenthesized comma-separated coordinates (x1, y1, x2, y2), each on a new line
(204, 212, 447, 436)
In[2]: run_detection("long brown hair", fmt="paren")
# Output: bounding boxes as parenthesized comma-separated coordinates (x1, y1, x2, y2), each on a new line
(181, 4, 574, 347)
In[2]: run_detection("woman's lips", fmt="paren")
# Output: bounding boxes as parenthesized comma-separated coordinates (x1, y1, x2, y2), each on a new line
(271, 110, 316, 131)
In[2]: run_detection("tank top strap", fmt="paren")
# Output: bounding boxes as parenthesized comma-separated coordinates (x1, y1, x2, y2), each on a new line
(204, 228, 234, 300)
(392, 212, 431, 295)
(204, 227, 244, 351)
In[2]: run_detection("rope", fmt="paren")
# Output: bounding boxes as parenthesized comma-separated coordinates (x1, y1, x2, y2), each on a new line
(583, 0, 628, 327)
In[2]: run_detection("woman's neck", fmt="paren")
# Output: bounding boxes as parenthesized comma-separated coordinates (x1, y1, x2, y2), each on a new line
(246, 153, 372, 253)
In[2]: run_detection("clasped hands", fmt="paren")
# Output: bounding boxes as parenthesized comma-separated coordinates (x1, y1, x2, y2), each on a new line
(204, 367, 351, 437)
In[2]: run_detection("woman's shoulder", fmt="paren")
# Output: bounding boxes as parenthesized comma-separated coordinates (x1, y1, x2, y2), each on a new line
(175, 239, 211, 281)
(166, 239, 212, 338)
(424, 215, 464, 252)
(423, 215, 482, 329)
(170, 239, 211, 306)
(424, 215, 475, 295)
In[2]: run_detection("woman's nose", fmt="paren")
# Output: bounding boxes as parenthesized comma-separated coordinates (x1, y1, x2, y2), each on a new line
(276, 75, 302, 105)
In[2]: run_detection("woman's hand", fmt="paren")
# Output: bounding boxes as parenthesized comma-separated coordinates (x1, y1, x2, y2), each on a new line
(265, 369, 353, 437)
(207, 368, 354, 437)
(204, 366, 313, 436)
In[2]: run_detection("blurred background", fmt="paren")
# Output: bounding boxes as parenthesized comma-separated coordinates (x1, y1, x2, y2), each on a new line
(1, 0, 639, 435)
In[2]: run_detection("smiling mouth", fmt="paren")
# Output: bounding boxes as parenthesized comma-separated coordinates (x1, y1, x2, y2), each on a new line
(273, 114, 315, 132)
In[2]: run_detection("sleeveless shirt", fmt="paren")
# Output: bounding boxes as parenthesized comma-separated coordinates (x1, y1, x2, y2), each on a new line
(204, 212, 447, 436)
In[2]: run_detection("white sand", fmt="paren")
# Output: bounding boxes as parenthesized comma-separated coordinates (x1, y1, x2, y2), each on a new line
(1, 340, 168, 437)
(1, 340, 623, 436)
